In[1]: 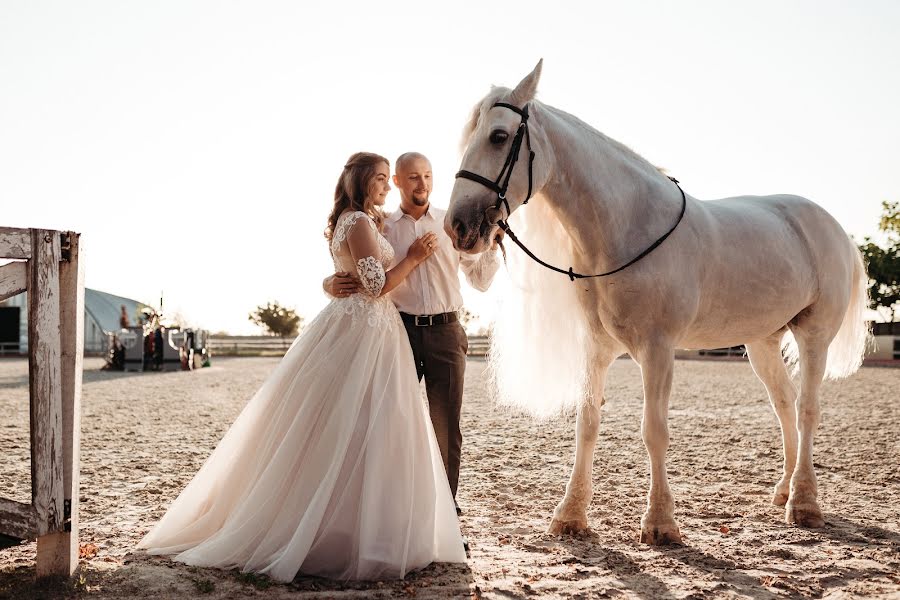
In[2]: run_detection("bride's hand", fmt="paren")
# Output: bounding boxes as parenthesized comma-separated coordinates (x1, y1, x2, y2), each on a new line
(407, 232, 439, 264)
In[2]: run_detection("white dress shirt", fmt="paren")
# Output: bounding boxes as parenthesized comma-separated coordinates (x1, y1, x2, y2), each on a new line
(384, 205, 500, 315)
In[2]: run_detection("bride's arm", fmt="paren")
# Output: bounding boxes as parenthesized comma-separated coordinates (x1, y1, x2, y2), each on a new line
(346, 217, 437, 297)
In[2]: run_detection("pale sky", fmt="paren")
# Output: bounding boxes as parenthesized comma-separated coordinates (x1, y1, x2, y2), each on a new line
(2, 1, 898, 334)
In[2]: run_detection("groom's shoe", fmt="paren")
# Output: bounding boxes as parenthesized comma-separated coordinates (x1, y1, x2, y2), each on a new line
(455, 502, 463, 517)
(462, 537, 470, 558)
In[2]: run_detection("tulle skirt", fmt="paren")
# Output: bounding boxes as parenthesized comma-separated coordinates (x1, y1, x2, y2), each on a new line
(137, 296, 466, 582)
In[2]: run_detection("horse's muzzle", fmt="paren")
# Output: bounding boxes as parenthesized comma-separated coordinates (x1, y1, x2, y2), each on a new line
(447, 217, 481, 251)
(445, 194, 497, 253)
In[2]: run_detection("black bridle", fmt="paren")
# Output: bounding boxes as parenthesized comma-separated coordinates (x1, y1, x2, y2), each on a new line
(455, 101, 687, 282)
(456, 102, 536, 219)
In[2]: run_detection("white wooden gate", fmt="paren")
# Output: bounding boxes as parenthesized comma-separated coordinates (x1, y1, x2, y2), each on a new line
(0, 227, 84, 577)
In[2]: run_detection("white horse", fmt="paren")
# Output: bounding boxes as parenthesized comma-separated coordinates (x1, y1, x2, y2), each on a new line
(445, 60, 870, 544)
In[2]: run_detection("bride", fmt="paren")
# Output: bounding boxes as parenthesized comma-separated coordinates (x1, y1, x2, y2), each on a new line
(138, 152, 467, 582)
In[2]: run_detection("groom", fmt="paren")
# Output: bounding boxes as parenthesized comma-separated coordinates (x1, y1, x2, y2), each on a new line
(325, 151, 501, 511)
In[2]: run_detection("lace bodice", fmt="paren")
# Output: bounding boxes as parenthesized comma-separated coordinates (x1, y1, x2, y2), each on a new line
(327, 211, 399, 329)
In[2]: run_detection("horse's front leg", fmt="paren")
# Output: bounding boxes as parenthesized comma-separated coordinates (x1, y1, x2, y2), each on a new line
(636, 344, 682, 545)
(548, 353, 613, 535)
(548, 395, 603, 534)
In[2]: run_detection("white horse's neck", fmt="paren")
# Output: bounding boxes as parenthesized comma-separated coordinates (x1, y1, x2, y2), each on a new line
(534, 103, 685, 271)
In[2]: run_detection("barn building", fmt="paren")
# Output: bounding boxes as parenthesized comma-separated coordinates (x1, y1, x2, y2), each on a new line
(0, 289, 148, 355)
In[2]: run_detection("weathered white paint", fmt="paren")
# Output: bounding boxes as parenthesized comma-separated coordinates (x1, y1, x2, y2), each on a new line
(0, 261, 27, 302)
(0, 227, 31, 259)
(0, 498, 38, 540)
(27, 229, 64, 538)
(36, 232, 84, 577)
(1, 228, 84, 578)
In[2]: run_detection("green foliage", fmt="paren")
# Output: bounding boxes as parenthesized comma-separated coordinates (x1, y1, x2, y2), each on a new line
(859, 200, 900, 321)
(248, 301, 303, 339)
(878, 199, 900, 235)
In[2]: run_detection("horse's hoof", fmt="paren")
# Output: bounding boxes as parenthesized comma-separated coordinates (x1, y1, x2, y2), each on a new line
(639, 521, 683, 545)
(785, 501, 825, 528)
(548, 517, 590, 536)
(772, 479, 790, 506)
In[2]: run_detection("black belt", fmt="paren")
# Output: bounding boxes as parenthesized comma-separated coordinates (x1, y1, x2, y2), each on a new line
(400, 311, 458, 327)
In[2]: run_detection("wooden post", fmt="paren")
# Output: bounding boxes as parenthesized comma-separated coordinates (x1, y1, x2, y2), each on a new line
(36, 232, 83, 576)
(28, 229, 64, 541)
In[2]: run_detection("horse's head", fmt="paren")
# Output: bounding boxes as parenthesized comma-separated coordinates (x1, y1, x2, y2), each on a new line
(445, 60, 550, 253)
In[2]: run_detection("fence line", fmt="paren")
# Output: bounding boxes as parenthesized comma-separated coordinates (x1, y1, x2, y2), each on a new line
(211, 332, 900, 362)
(209, 334, 493, 357)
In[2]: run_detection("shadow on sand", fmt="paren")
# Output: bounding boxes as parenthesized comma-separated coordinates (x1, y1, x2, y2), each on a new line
(1, 554, 476, 600)
(541, 514, 900, 600)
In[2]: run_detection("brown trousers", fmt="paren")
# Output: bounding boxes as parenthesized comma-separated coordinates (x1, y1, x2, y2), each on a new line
(403, 319, 468, 499)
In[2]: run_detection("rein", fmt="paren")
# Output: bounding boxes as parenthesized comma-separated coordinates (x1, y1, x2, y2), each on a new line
(455, 101, 687, 282)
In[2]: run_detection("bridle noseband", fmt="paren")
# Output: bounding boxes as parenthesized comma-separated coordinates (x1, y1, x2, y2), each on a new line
(455, 101, 687, 282)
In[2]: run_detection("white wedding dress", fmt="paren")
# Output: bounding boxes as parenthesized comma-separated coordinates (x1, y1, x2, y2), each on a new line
(138, 211, 466, 582)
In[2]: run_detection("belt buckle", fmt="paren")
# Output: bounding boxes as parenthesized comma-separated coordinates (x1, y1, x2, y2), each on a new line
(414, 314, 433, 327)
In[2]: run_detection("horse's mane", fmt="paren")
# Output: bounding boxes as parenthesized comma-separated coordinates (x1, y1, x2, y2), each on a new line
(460, 87, 593, 418)
(460, 87, 667, 177)
(543, 103, 675, 186)
(462, 86, 668, 418)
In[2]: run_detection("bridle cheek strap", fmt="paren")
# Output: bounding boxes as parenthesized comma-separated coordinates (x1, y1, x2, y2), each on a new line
(455, 102, 535, 220)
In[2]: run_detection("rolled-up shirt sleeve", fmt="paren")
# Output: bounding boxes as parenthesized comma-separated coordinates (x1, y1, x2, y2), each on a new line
(458, 248, 500, 292)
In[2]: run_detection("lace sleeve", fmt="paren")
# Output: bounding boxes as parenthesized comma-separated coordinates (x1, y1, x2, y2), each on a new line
(345, 213, 386, 297)
(355, 256, 386, 296)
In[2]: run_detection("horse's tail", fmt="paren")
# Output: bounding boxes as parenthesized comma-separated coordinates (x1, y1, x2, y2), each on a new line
(825, 242, 872, 378)
(782, 240, 872, 379)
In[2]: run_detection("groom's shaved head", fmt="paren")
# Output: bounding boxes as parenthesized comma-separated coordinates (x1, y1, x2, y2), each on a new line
(393, 152, 433, 212)
(395, 152, 430, 173)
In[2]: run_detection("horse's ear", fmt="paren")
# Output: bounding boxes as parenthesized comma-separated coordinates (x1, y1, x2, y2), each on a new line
(509, 59, 543, 105)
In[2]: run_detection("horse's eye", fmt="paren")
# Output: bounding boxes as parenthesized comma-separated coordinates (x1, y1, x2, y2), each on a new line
(489, 130, 509, 145)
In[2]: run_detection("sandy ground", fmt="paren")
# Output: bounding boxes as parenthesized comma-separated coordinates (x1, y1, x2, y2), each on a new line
(1, 355, 899, 599)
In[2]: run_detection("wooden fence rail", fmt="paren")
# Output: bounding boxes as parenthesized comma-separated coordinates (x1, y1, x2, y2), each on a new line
(0, 227, 84, 577)
(209, 334, 493, 357)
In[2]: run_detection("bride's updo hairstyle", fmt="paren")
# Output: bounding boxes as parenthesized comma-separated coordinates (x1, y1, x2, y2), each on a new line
(325, 152, 389, 240)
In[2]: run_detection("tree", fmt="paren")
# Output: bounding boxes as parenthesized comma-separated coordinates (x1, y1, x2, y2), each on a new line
(858, 200, 900, 322)
(248, 301, 303, 347)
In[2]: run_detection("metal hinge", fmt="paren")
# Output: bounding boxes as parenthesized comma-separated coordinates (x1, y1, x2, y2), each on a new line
(63, 498, 71, 533)
(59, 232, 73, 262)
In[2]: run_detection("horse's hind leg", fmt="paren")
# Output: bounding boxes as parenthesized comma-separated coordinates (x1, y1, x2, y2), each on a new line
(548, 347, 616, 535)
(746, 333, 798, 506)
(785, 329, 830, 528)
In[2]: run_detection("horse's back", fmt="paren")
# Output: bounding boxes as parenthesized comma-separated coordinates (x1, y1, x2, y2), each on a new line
(706, 193, 839, 235)
(701, 193, 851, 268)
(670, 193, 855, 349)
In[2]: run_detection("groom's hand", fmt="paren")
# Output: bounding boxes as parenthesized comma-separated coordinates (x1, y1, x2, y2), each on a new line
(324, 272, 362, 298)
